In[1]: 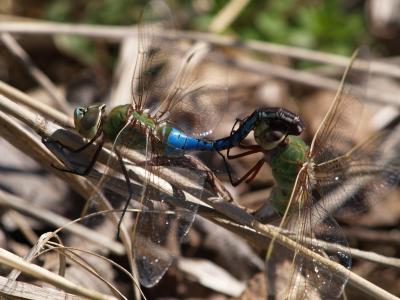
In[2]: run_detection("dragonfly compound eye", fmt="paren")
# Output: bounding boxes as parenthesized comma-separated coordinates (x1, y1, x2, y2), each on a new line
(262, 130, 287, 150)
(254, 121, 287, 151)
(74, 105, 104, 139)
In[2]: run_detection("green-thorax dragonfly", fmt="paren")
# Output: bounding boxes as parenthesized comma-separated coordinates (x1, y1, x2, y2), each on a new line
(224, 48, 400, 299)
(43, 3, 228, 288)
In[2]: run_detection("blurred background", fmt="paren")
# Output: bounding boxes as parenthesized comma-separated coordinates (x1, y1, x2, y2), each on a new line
(0, 0, 399, 299)
(2, 0, 398, 89)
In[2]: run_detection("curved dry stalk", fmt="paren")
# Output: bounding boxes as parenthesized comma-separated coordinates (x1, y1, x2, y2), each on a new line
(0, 247, 117, 300)
(7, 232, 66, 281)
(42, 243, 147, 300)
(0, 274, 90, 299)
(48, 248, 127, 299)
(0, 189, 124, 255)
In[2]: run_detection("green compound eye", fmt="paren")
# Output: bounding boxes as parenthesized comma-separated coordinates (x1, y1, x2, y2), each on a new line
(74, 106, 86, 122)
(254, 121, 287, 151)
(262, 130, 287, 150)
(74, 105, 104, 139)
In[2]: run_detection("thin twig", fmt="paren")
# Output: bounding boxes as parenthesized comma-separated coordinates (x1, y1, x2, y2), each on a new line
(0, 80, 72, 126)
(109, 36, 138, 107)
(0, 33, 71, 113)
(0, 274, 87, 299)
(0, 189, 125, 255)
(220, 55, 400, 106)
(6, 210, 38, 245)
(1, 21, 399, 78)
(0, 248, 116, 300)
(208, 0, 250, 33)
(1, 23, 398, 107)
(343, 227, 400, 245)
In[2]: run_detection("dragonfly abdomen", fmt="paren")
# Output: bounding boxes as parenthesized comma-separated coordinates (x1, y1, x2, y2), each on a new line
(160, 107, 306, 153)
(163, 127, 215, 152)
(162, 125, 254, 153)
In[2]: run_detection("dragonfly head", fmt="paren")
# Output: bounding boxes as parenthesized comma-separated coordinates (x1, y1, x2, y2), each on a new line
(74, 104, 106, 139)
(254, 121, 288, 151)
(254, 108, 305, 151)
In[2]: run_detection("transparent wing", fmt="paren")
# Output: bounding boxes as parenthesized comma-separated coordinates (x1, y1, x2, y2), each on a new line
(311, 47, 400, 214)
(132, 2, 227, 137)
(131, 0, 179, 111)
(166, 84, 227, 136)
(112, 125, 204, 287)
(151, 42, 227, 137)
(310, 47, 369, 163)
(313, 128, 400, 215)
(266, 169, 351, 299)
(133, 165, 202, 287)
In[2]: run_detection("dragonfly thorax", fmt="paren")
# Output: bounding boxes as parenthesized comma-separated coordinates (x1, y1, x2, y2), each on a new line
(129, 110, 156, 130)
(100, 104, 158, 143)
(269, 136, 309, 193)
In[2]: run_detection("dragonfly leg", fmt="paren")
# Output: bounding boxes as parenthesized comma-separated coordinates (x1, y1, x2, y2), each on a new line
(114, 148, 133, 238)
(237, 158, 265, 185)
(51, 139, 104, 176)
(238, 142, 262, 150)
(217, 146, 265, 186)
(71, 135, 100, 153)
(215, 148, 235, 186)
(226, 146, 264, 159)
(65, 127, 104, 153)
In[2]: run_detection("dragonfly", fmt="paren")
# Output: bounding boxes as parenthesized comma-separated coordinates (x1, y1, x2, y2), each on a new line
(223, 48, 400, 298)
(42, 2, 305, 289)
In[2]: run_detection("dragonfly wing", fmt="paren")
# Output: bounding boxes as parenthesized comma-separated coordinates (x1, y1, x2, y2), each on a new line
(267, 169, 350, 299)
(310, 47, 369, 163)
(132, 2, 227, 137)
(166, 84, 228, 137)
(130, 1, 180, 110)
(152, 41, 228, 137)
(313, 128, 400, 215)
(129, 133, 204, 287)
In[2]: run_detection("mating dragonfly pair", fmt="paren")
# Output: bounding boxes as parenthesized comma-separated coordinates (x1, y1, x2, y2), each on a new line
(44, 48, 400, 299)
(42, 4, 400, 298)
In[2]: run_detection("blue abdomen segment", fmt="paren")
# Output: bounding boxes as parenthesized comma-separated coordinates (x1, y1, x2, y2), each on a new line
(165, 109, 264, 152)
(213, 112, 259, 150)
(165, 112, 258, 152)
(166, 128, 215, 151)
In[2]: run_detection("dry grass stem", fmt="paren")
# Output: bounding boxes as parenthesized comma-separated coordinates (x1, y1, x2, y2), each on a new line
(0, 248, 117, 300)
(0, 20, 399, 79)
(0, 33, 70, 113)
